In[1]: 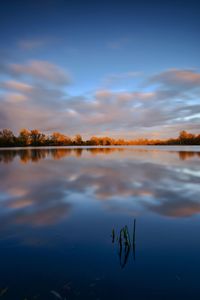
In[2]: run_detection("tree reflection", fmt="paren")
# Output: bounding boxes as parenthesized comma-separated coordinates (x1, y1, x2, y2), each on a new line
(0, 147, 126, 163)
(0, 150, 17, 163)
(179, 151, 200, 160)
(0, 148, 200, 164)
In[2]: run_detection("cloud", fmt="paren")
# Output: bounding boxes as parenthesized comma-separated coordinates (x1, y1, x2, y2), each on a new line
(3, 93, 28, 103)
(0, 85, 199, 137)
(0, 80, 33, 92)
(18, 39, 46, 50)
(107, 37, 131, 49)
(9, 60, 71, 86)
(18, 38, 48, 50)
(17, 37, 62, 51)
(0, 62, 200, 138)
(148, 69, 200, 90)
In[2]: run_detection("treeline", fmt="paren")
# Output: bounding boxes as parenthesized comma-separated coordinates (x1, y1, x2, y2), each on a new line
(0, 129, 200, 147)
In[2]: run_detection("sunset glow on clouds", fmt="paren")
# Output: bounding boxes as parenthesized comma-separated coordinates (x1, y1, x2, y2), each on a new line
(0, 60, 200, 138)
(0, 0, 199, 138)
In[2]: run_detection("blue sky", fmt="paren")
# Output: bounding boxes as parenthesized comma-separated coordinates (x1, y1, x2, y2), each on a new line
(0, 0, 200, 138)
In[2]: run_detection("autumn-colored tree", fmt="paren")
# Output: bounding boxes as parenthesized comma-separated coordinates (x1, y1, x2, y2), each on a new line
(90, 136, 99, 145)
(195, 134, 200, 145)
(179, 130, 195, 145)
(116, 139, 125, 145)
(0, 128, 200, 147)
(50, 132, 71, 146)
(101, 136, 113, 145)
(74, 134, 83, 145)
(18, 129, 31, 146)
(30, 129, 46, 146)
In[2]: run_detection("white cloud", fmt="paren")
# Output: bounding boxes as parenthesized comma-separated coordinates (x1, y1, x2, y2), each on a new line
(9, 60, 71, 86)
(0, 64, 200, 138)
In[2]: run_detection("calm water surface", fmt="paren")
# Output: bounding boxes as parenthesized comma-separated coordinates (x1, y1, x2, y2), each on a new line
(0, 146, 200, 299)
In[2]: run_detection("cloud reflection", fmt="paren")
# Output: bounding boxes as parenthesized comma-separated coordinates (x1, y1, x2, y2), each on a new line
(0, 148, 200, 232)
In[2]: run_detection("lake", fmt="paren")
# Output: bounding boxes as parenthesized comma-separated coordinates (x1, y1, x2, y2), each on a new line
(0, 146, 200, 299)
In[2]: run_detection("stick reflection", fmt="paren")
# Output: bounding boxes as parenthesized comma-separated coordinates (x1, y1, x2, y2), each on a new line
(112, 219, 136, 268)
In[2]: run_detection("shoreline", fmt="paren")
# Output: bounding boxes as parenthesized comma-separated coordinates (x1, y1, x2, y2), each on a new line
(0, 145, 200, 152)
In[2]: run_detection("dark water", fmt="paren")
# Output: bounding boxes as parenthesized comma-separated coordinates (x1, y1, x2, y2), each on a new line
(0, 146, 200, 300)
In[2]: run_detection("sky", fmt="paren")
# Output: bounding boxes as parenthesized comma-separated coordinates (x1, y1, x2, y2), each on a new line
(0, 0, 200, 139)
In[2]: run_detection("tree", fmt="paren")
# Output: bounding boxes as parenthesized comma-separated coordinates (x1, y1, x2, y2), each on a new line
(30, 129, 46, 146)
(179, 130, 195, 145)
(0, 129, 15, 146)
(18, 129, 31, 146)
(90, 136, 99, 145)
(74, 134, 83, 145)
(50, 132, 71, 146)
